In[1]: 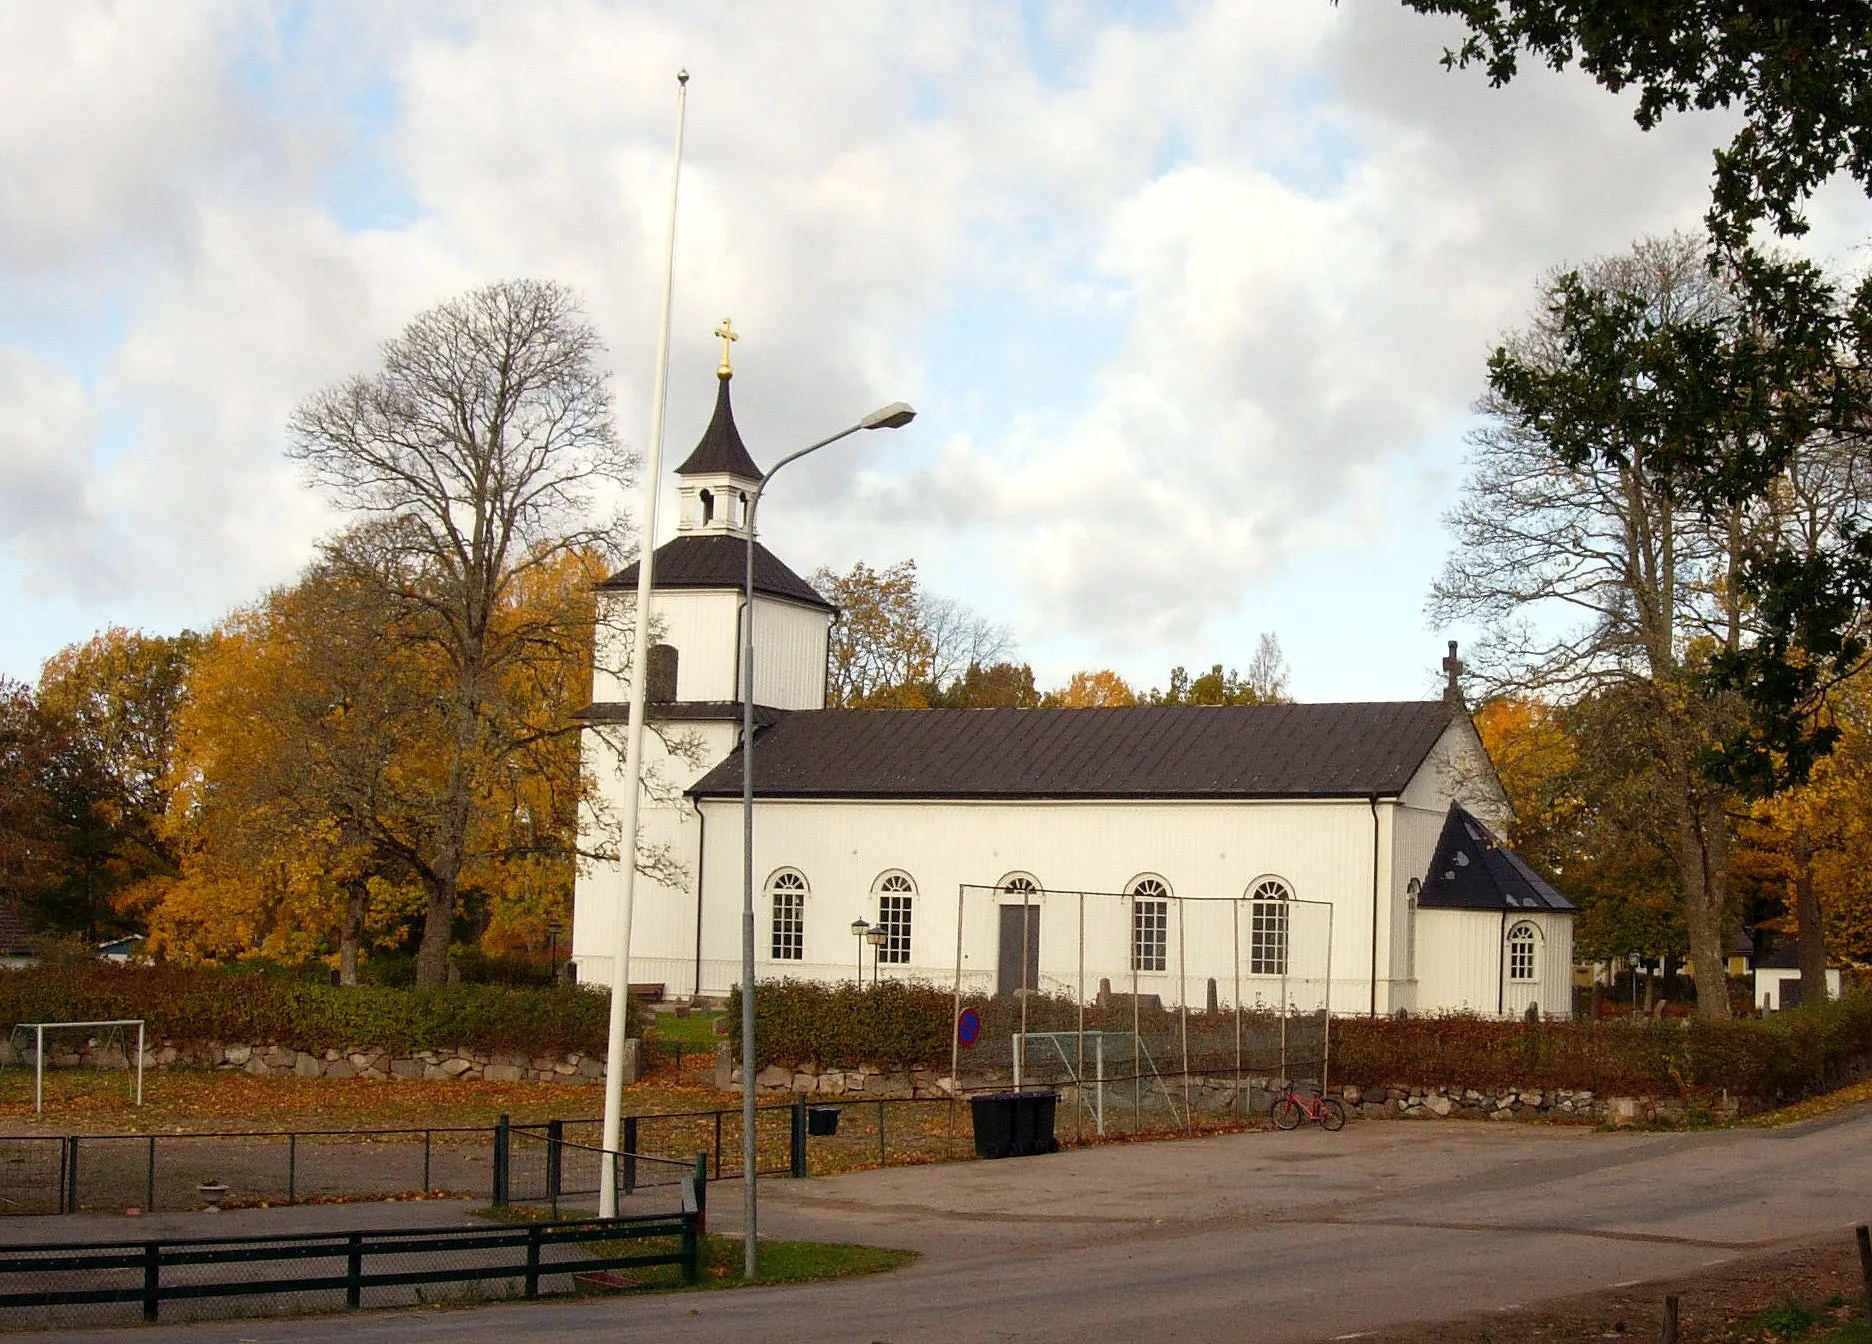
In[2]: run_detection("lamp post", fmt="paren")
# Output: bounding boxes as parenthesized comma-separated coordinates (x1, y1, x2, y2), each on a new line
(849, 919, 871, 984)
(865, 925, 887, 986)
(547, 921, 564, 983)
(740, 400, 915, 1278)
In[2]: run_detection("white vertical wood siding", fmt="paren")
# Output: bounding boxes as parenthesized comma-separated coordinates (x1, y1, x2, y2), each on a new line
(571, 717, 736, 997)
(683, 796, 1392, 1011)
(1416, 908, 1572, 1017)
(590, 589, 829, 709)
(569, 694, 1570, 1018)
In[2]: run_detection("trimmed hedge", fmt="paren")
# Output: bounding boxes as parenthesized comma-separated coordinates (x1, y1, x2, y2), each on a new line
(730, 978, 1872, 1103)
(0, 962, 631, 1058)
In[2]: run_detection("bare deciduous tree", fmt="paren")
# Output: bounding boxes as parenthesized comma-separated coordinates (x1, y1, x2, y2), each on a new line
(288, 280, 633, 985)
(1433, 235, 1752, 1017)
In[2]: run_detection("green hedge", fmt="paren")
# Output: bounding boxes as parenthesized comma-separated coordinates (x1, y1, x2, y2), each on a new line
(729, 978, 1872, 1102)
(0, 963, 634, 1058)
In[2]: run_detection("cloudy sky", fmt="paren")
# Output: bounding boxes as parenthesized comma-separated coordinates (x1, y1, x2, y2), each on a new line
(4, 1, 1869, 702)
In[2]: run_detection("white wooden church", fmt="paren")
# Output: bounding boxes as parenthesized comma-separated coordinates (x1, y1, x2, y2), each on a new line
(570, 365, 1576, 1020)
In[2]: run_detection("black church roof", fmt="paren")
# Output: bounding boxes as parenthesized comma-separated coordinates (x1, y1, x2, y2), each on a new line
(674, 375, 763, 480)
(600, 534, 833, 611)
(690, 701, 1460, 801)
(1417, 803, 1575, 912)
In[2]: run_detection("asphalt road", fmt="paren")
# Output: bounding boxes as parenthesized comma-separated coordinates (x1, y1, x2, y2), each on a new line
(47, 1106, 1872, 1343)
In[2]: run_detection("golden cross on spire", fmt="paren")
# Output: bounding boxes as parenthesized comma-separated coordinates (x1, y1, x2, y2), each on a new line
(714, 318, 738, 377)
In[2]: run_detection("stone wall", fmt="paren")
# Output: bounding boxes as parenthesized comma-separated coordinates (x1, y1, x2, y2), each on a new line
(5, 1037, 642, 1085)
(1332, 1082, 1744, 1125)
(714, 1046, 1743, 1125)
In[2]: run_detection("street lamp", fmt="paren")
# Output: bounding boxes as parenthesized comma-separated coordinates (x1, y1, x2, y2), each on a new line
(849, 919, 871, 984)
(865, 925, 888, 986)
(547, 920, 564, 984)
(739, 400, 915, 1278)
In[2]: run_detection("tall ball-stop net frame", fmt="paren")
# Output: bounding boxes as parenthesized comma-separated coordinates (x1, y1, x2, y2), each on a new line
(944, 884, 1335, 1145)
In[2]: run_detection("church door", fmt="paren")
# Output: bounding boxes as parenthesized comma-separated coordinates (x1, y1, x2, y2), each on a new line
(998, 905, 1040, 997)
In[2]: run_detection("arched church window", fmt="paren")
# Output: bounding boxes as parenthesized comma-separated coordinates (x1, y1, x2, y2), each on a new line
(1507, 921, 1539, 982)
(874, 872, 914, 964)
(768, 870, 806, 962)
(1000, 874, 1040, 900)
(1129, 877, 1169, 973)
(1404, 878, 1421, 981)
(699, 488, 715, 525)
(1247, 877, 1291, 976)
(646, 643, 679, 702)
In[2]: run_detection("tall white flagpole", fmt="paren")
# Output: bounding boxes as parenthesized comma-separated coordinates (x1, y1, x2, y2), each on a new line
(601, 68, 689, 1219)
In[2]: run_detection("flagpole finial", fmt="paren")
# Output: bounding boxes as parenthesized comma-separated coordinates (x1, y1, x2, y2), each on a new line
(714, 318, 738, 378)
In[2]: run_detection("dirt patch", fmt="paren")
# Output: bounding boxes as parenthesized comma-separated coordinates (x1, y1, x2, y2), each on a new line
(1352, 1232, 1869, 1343)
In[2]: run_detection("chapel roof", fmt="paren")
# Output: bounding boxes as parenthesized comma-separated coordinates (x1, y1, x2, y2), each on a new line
(673, 373, 763, 481)
(1752, 940, 1837, 971)
(600, 534, 834, 611)
(1416, 802, 1576, 912)
(689, 700, 1460, 801)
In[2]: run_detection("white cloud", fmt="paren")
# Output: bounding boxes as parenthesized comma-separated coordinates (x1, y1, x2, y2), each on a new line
(0, 347, 100, 590)
(0, 0, 1865, 697)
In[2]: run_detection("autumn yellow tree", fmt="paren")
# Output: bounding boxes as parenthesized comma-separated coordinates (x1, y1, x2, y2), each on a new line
(1043, 670, 1139, 707)
(814, 559, 1012, 707)
(139, 541, 602, 979)
(30, 627, 198, 937)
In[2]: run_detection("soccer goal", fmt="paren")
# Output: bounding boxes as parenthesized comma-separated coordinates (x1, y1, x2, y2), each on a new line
(9, 1020, 145, 1114)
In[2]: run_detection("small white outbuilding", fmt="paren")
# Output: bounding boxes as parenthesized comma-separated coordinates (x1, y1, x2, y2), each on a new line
(571, 364, 1576, 1019)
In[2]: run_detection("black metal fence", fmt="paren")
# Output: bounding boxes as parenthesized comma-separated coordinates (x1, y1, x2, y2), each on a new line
(1, 1094, 1108, 1219)
(0, 1124, 500, 1216)
(0, 1211, 700, 1328)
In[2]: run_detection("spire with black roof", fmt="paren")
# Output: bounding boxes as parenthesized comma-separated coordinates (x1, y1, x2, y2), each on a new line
(674, 319, 763, 536)
(601, 319, 831, 612)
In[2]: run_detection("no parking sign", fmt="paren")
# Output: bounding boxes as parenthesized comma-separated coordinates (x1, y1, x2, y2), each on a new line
(956, 1007, 981, 1046)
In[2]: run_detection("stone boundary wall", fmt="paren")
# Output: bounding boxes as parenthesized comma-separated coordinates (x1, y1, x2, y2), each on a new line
(1332, 1082, 1745, 1125)
(716, 1047, 1744, 1124)
(4, 1037, 642, 1085)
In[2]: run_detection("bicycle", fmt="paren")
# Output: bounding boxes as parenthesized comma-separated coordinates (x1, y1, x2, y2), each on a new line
(1270, 1081, 1346, 1131)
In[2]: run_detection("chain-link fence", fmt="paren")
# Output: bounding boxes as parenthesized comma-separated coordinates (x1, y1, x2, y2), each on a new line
(939, 885, 1339, 1143)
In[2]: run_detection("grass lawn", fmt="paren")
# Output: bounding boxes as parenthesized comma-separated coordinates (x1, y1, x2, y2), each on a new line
(644, 1008, 726, 1057)
(1709, 1298, 1872, 1342)
(0, 1065, 744, 1135)
(630, 1233, 916, 1291)
(476, 1209, 914, 1293)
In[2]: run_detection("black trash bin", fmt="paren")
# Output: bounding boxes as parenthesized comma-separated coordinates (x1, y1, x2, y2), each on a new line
(807, 1106, 841, 1136)
(970, 1089, 1059, 1158)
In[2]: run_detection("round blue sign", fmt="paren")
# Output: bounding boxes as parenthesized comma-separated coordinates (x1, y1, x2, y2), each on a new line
(956, 1007, 982, 1046)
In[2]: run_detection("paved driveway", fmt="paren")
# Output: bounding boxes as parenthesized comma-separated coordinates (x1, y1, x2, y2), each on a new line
(48, 1107, 1872, 1343)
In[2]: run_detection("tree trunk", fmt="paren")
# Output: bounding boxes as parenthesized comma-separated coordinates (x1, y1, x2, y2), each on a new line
(338, 879, 367, 988)
(1673, 797, 1732, 1019)
(1652, 706, 1733, 1020)
(415, 872, 456, 986)
(1792, 826, 1829, 1005)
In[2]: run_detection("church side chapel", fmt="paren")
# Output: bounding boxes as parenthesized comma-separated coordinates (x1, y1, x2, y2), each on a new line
(570, 332, 1575, 1020)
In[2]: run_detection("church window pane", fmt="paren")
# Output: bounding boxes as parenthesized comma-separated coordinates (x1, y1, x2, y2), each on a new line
(769, 871, 806, 961)
(1508, 922, 1537, 982)
(1001, 875, 1039, 898)
(1130, 878, 1168, 973)
(876, 873, 914, 964)
(1248, 878, 1291, 976)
